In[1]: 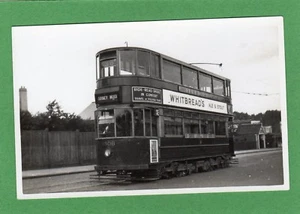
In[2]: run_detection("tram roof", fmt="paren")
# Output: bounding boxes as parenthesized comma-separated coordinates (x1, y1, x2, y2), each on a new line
(96, 46, 230, 81)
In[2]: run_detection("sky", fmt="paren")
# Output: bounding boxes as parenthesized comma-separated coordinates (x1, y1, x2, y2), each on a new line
(12, 17, 285, 115)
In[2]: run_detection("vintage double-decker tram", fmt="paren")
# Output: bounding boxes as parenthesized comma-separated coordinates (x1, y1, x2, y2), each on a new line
(94, 47, 234, 180)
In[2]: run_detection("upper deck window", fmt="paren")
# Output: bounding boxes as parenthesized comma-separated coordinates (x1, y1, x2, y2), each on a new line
(137, 51, 150, 76)
(99, 51, 116, 79)
(96, 55, 100, 79)
(182, 67, 198, 89)
(163, 60, 181, 84)
(213, 77, 225, 96)
(100, 59, 116, 78)
(199, 73, 212, 93)
(225, 80, 231, 97)
(150, 53, 160, 79)
(120, 50, 136, 75)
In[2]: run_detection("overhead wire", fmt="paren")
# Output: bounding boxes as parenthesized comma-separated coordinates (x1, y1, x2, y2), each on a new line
(232, 91, 279, 96)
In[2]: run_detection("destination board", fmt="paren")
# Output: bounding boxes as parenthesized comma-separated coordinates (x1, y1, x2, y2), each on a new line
(96, 92, 119, 104)
(132, 86, 162, 104)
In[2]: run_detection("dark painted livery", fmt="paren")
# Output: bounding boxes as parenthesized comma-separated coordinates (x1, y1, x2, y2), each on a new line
(94, 47, 234, 179)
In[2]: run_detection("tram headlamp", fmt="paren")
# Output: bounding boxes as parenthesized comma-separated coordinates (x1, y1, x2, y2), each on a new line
(104, 148, 112, 157)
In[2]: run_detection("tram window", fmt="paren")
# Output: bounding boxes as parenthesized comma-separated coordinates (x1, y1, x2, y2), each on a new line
(100, 51, 116, 59)
(145, 109, 151, 136)
(163, 60, 181, 84)
(120, 50, 136, 75)
(97, 110, 114, 137)
(164, 117, 183, 135)
(184, 112, 192, 118)
(182, 67, 198, 89)
(215, 121, 226, 135)
(96, 55, 100, 80)
(185, 119, 200, 134)
(134, 109, 144, 136)
(100, 59, 116, 78)
(191, 112, 200, 119)
(152, 111, 158, 136)
(137, 51, 150, 76)
(150, 53, 160, 79)
(164, 109, 175, 117)
(201, 120, 214, 134)
(174, 110, 183, 117)
(115, 109, 132, 136)
(226, 80, 231, 97)
(199, 73, 212, 93)
(213, 78, 225, 96)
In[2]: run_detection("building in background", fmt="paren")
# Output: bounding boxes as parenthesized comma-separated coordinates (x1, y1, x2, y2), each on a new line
(19, 86, 28, 111)
(79, 102, 96, 120)
(233, 122, 266, 150)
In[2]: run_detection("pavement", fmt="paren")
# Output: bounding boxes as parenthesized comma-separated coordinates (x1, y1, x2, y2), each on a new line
(22, 147, 282, 179)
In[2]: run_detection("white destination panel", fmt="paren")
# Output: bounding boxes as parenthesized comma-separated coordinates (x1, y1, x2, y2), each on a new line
(163, 89, 228, 114)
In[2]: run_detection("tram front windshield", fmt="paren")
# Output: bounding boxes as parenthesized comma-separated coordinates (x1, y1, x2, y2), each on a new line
(96, 108, 157, 138)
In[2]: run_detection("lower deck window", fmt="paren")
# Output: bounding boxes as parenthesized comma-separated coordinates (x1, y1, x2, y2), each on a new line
(134, 109, 144, 136)
(215, 121, 226, 135)
(96, 108, 158, 138)
(185, 119, 200, 134)
(116, 109, 132, 136)
(201, 120, 214, 134)
(97, 109, 115, 137)
(164, 117, 183, 135)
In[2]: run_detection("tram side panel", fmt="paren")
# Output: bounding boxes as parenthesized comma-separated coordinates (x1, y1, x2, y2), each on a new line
(159, 137, 231, 162)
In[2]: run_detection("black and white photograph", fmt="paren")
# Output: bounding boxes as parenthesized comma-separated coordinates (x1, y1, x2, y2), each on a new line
(12, 17, 288, 199)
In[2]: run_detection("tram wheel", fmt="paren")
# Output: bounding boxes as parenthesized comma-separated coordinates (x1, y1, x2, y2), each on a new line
(202, 160, 211, 172)
(215, 157, 222, 169)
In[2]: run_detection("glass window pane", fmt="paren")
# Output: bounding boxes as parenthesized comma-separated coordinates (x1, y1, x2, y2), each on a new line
(201, 120, 214, 134)
(163, 60, 181, 84)
(115, 109, 132, 136)
(164, 109, 174, 117)
(164, 116, 182, 135)
(137, 51, 150, 76)
(185, 119, 199, 134)
(199, 73, 212, 93)
(100, 59, 116, 78)
(213, 78, 225, 96)
(182, 67, 198, 88)
(150, 53, 160, 78)
(96, 55, 100, 80)
(134, 109, 144, 136)
(120, 50, 136, 75)
(216, 121, 226, 135)
(152, 110, 158, 136)
(97, 110, 114, 137)
(226, 80, 231, 97)
(100, 51, 116, 60)
(145, 109, 151, 136)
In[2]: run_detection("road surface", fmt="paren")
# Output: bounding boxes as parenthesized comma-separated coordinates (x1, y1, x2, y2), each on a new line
(22, 150, 284, 194)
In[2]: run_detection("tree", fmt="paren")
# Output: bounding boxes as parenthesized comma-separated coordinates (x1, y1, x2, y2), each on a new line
(20, 100, 95, 132)
(20, 110, 32, 130)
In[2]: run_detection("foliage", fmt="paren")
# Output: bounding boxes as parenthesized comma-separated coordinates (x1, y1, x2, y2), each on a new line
(20, 100, 94, 132)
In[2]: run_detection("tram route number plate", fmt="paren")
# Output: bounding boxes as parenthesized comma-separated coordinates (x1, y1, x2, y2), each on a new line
(132, 86, 162, 104)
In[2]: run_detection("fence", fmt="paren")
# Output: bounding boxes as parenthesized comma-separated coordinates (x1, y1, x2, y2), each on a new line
(21, 130, 96, 170)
